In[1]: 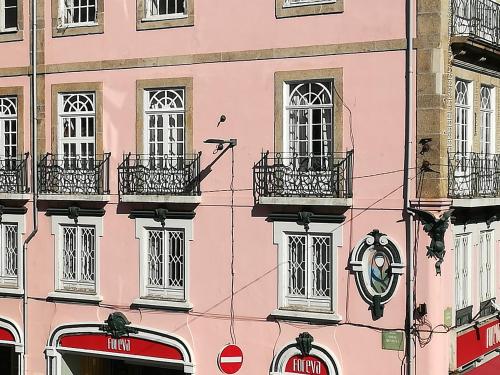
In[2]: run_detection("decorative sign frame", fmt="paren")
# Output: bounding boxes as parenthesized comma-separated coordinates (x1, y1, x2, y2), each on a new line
(349, 230, 404, 319)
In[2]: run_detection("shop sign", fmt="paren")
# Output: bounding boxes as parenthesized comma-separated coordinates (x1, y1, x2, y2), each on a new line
(456, 319, 500, 367)
(0, 327, 15, 342)
(284, 355, 328, 375)
(59, 333, 183, 361)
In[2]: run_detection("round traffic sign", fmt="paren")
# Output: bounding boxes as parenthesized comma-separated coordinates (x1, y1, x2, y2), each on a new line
(218, 344, 243, 374)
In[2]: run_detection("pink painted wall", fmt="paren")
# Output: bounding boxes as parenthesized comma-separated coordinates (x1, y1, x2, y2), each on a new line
(0, 2, 460, 375)
(43, 0, 407, 64)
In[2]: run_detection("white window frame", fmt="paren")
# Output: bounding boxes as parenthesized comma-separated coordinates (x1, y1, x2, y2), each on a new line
(48, 215, 103, 302)
(283, 80, 333, 162)
(143, 88, 185, 158)
(480, 85, 496, 155)
(283, 0, 335, 8)
(0, 95, 17, 160)
(58, 0, 97, 27)
(0, 0, 17, 33)
(144, 0, 187, 21)
(0, 213, 25, 295)
(479, 229, 495, 303)
(57, 92, 96, 166)
(272, 221, 342, 322)
(454, 232, 472, 311)
(133, 217, 193, 310)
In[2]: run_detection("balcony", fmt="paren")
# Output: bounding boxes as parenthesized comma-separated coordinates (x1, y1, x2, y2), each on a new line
(253, 150, 353, 206)
(0, 154, 29, 199)
(451, 0, 500, 50)
(38, 153, 110, 200)
(118, 153, 202, 204)
(448, 152, 500, 206)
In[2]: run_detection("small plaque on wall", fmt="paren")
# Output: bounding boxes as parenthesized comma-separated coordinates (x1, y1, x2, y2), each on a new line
(444, 307, 452, 327)
(381, 331, 404, 351)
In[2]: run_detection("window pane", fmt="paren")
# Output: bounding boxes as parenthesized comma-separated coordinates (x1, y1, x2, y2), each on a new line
(80, 227, 95, 282)
(168, 231, 184, 287)
(5, 7, 18, 29)
(148, 230, 164, 287)
(3, 224, 18, 277)
(312, 236, 331, 298)
(288, 235, 306, 296)
(62, 227, 77, 280)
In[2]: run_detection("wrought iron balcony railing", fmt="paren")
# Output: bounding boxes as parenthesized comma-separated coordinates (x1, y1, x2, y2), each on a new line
(253, 150, 353, 203)
(38, 153, 111, 195)
(451, 0, 500, 48)
(448, 152, 500, 198)
(0, 154, 29, 194)
(118, 153, 202, 196)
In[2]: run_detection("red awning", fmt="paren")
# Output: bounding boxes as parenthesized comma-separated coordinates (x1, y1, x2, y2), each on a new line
(465, 355, 500, 375)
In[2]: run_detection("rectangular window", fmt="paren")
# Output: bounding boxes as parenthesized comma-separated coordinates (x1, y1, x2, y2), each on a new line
(480, 86, 495, 155)
(479, 230, 495, 303)
(0, 0, 17, 32)
(59, 225, 96, 293)
(286, 233, 331, 309)
(145, 0, 186, 19)
(145, 228, 185, 300)
(455, 233, 471, 311)
(0, 96, 17, 165)
(60, 0, 97, 26)
(58, 92, 96, 169)
(455, 79, 472, 157)
(284, 0, 335, 6)
(0, 223, 18, 287)
(144, 88, 185, 157)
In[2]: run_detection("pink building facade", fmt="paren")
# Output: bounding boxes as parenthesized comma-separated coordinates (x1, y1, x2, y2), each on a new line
(0, 1, 498, 374)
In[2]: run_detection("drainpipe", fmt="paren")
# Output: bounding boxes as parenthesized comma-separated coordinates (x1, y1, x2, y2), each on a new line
(23, 0, 39, 372)
(403, 0, 415, 374)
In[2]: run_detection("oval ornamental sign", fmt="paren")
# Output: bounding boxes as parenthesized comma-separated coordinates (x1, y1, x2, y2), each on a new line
(284, 354, 329, 375)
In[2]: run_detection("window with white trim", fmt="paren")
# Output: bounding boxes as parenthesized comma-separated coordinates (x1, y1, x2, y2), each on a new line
(144, 88, 185, 157)
(0, 222, 18, 287)
(479, 230, 495, 303)
(59, 0, 97, 26)
(0, 96, 17, 167)
(59, 224, 96, 293)
(284, 0, 335, 7)
(50, 215, 102, 300)
(286, 232, 331, 309)
(284, 80, 333, 169)
(480, 86, 495, 155)
(134, 217, 193, 310)
(454, 233, 472, 311)
(455, 79, 473, 157)
(146, 228, 184, 299)
(272, 220, 342, 321)
(0, 0, 17, 32)
(0, 213, 24, 294)
(145, 0, 186, 19)
(58, 92, 95, 168)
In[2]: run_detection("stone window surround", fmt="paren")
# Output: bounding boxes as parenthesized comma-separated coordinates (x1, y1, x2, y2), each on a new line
(51, 0, 104, 38)
(136, 0, 194, 31)
(453, 68, 500, 154)
(50, 82, 103, 155)
(0, 0, 23, 43)
(136, 77, 193, 154)
(276, 0, 343, 19)
(48, 215, 103, 303)
(0, 86, 24, 154)
(274, 68, 343, 153)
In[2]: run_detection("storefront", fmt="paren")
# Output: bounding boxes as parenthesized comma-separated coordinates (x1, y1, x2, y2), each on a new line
(270, 332, 341, 375)
(453, 318, 500, 374)
(45, 313, 195, 375)
(0, 317, 23, 375)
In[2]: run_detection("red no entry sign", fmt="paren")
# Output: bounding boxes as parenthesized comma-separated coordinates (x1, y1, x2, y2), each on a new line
(218, 344, 243, 374)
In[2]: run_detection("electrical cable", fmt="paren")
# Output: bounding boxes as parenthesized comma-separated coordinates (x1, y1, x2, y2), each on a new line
(229, 146, 237, 344)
